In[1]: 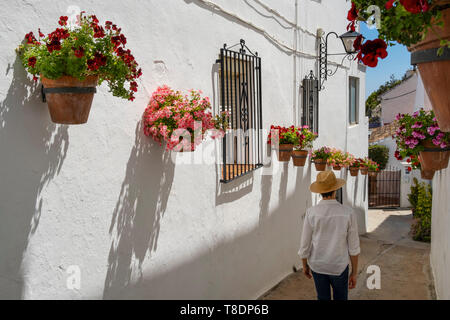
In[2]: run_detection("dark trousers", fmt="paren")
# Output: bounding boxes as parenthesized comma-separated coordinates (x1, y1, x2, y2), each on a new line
(311, 266, 349, 300)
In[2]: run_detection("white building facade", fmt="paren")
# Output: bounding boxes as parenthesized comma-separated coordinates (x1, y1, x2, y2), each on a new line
(0, 0, 368, 299)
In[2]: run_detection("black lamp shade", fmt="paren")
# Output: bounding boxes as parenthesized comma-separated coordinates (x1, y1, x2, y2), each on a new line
(339, 31, 361, 54)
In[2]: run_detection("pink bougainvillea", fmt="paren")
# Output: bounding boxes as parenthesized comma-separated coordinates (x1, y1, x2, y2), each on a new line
(143, 86, 229, 151)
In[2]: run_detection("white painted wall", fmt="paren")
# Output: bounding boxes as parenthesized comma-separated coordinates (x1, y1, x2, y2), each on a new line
(430, 168, 450, 300)
(380, 72, 432, 125)
(0, 0, 367, 299)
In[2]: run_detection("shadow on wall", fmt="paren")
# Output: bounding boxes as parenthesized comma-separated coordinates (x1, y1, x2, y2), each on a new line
(345, 172, 368, 234)
(0, 57, 68, 299)
(103, 121, 175, 299)
(99, 165, 312, 299)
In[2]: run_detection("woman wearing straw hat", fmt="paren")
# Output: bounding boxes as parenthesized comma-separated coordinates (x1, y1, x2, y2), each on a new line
(299, 171, 360, 300)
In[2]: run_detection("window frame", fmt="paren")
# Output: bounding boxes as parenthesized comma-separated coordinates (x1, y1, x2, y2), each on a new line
(349, 76, 360, 125)
(218, 41, 263, 183)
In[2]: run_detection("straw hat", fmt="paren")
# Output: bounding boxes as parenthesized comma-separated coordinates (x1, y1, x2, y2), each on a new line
(310, 171, 346, 194)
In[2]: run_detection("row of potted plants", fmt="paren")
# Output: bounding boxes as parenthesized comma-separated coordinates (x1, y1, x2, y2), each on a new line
(311, 147, 380, 176)
(267, 126, 380, 175)
(393, 109, 450, 180)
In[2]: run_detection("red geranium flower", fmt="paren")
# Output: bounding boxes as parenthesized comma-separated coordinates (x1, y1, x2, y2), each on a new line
(87, 52, 107, 71)
(24, 32, 36, 44)
(356, 38, 388, 67)
(28, 57, 37, 68)
(72, 46, 85, 58)
(407, 167, 412, 172)
(93, 25, 105, 38)
(385, 0, 396, 9)
(400, 0, 430, 13)
(347, 2, 359, 31)
(58, 16, 68, 26)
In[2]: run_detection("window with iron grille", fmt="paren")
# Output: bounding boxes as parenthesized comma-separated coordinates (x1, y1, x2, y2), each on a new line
(217, 40, 263, 183)
(301, 71, 319, 134)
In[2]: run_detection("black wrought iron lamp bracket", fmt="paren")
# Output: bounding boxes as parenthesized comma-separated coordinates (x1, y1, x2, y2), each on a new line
(318, 32, 355, 91)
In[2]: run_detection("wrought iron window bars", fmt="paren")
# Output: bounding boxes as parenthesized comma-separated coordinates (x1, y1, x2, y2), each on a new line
(217, 40, 263, 183)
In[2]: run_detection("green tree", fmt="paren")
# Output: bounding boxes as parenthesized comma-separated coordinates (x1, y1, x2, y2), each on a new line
(368, 145, 389, 170)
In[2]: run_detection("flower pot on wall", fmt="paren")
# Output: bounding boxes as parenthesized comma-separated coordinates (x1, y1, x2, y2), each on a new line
(314, 159, 327, 171)
(421, 168, 435, 180)
(41, 75, 98, 124)
(360, 168, 368, 175)
(369, 171, 377, 178)
(292, 150, 308, 167)
(277, 144, 293, 162)
(349, 167, 359, 177)
(419, 140, 450, 170)
(409, 7, 450, 132)
(333, 165, 342, 171)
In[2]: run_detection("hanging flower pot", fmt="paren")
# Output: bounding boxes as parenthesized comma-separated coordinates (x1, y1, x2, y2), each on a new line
(419, 140, 450, 171)
(143, 86, 229, 151)
(421, 168, 435, 180)
(408, 7, 450, 132)
(292, 150, 308, 167)
(360, 168, 368, 175)
(311, 147, 332, 171)
(16, 13, 142, 124)
(369, 171, 378, 178)
(333, 165, 342, 171)
(278, 144, 294, 162)
(313, 159, 327, 171)
(349, 167, 359, 177)
(41, 75, 98, 124)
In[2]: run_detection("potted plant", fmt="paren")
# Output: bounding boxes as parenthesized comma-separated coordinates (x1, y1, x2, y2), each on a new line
(17, 13, 141, 124)
(359, 157, 369, 175)
(348, 1, 450, 131)
(367, 159, 380, 177)
(311, 147, 332, 171)
(327, 148, 353, 171)
(143, 86, 229, 152)
(349, 157, 362, 176)
(268, 125, 298, 162)
(291, 126, 318, 167)
(393, 109, 450, 171)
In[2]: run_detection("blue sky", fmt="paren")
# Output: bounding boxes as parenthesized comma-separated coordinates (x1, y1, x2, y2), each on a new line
(361, 23, 413, 98)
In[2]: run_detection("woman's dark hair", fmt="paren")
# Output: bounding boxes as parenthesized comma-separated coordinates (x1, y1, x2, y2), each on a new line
(321, 190, 335, 198)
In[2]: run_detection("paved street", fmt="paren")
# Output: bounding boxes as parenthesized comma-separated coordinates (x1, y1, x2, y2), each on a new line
(261, 209, 435, 300)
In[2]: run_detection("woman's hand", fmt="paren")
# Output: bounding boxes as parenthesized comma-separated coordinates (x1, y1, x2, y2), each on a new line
(302, 259, 312, 279)
(349, 272, 357, 289)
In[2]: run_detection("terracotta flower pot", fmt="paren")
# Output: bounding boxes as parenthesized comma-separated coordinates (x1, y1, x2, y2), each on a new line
(333, 165, 342, 171)
(360, 168, 368, 175)
(277, 144, 294, 162)
(349, 167, 359, 177)
(421, 168, 435, 180)
(408, 7, 450, 132)
(369, 171, 377, 178)
(418, 140, 450, 170)
(291, 150, 308, 167)
(314, 159, 327, 171)
(41, 75, 98, 124)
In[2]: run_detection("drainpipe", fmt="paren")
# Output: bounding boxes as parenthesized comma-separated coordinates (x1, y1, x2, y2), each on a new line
(293, 0, 298, 124)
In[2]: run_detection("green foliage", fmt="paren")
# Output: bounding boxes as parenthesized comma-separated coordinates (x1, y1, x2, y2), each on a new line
(351, 0, 438, 47)
(369, 144, 389, 170)
(408, 179, 432, 242)
(408, 177, 420, 210)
